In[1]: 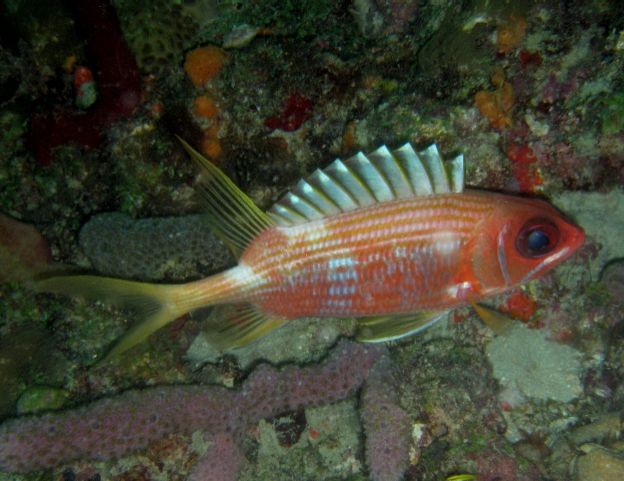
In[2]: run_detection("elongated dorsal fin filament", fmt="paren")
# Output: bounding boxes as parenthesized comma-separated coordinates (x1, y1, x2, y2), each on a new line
(177, 136, 275, 257)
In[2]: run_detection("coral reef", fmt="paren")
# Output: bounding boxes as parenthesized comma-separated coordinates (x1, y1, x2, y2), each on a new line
(351, 0, 420, 37)
(116, 0, 201, 73)
(501, 290, 537, 322)
(486, 324, 583, 403)
(0, 323, 67, 421)
(497, 15, 527, 54)
(264, 93, 314, 132)
(184, 46, 227, 88)
(2, 1, 624, 480)
(194, 95, 219, 120)
(506, 142, 543, 192)
(573, 446, 624, 481)
(601, 259, 624, 303)
(554, 190, 624, 277)
(79, 213, 233, 281)
(361, 356, 410, 481)
(0, 340, 395, 479)
(474, 68, 515, 131)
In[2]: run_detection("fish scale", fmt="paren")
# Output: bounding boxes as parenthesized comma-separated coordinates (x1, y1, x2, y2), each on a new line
(242, 193, 485, 318)
(36, 139, 585, 358)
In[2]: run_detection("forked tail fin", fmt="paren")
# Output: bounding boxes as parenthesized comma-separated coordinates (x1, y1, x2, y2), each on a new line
(35, 275, 188, 362)
(34, 139, 281, 360)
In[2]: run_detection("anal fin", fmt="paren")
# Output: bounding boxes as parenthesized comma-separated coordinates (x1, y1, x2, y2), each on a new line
(355, 311, 448, 343)
(203, 303, 287, 350)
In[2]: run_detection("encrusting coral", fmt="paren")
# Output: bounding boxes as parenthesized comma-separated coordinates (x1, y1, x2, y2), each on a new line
(79, 213, 233, 281)
(0, 340, 410, 481)
(474, 67, 515, 130)
(361, 356, 411, 481)
(497, 15, 528, 54)
(184, 46, 227, 88)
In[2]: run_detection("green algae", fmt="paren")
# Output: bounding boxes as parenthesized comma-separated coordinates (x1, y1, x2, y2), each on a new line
(16, 386, 69, 415)
(600, 91, 624, 135)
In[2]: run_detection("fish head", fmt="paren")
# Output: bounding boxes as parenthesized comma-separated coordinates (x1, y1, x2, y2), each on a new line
(471, 194, 585, 294)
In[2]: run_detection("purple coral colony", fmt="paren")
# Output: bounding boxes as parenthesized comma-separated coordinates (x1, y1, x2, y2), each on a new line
(0, 1, 623, 481)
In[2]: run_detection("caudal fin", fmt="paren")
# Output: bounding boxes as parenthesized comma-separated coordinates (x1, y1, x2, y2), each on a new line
(36, 275, 185, 362)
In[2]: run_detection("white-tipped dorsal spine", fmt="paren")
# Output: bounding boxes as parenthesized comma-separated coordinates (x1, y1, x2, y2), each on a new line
(268, 142, 465, 226)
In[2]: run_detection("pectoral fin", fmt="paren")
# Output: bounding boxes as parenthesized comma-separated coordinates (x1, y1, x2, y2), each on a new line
(355, 311, 448, 343)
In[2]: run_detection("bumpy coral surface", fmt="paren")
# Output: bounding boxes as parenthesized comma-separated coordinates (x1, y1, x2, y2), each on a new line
(361, 356, 410, 481)
(0, 340, 385, 478)
(79, 213, 233, 281)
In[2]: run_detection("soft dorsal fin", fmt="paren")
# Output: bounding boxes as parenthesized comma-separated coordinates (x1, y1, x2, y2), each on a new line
(268, 143, 464, 226)
(177, 136, 275, 257)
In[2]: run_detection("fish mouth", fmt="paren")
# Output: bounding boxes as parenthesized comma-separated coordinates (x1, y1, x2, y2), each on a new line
(569, 224, 586, 253)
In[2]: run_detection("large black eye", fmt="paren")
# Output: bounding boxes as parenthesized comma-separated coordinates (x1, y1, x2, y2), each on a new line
(515, 219, 560, 258)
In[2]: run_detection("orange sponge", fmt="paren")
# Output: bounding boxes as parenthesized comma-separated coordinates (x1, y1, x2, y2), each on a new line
(475, 68, 514, 130)
(184, 46, 226, 87)
(497, 16, 527, 54)
(194, 95, 219, 119)
(200, 124, 222, 161)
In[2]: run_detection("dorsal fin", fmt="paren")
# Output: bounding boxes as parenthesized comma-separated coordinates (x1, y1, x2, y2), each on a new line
(268, 143, 464, 226)
(177, 136, 275, 257)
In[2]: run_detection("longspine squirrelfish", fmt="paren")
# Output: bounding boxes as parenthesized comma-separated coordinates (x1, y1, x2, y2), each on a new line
(37, 139, 585, 359)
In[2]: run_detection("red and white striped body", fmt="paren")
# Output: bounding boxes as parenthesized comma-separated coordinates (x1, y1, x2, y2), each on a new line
(240, 192, 490, 318)
(177, 189, 583, 328)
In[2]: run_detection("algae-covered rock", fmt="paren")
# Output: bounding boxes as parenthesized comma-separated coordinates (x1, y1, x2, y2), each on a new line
(486, 324, 583, 403)
(553, 189, 624, 277)
(0, 213, 50, 282)
(573, 445, 624, 481)
(16, 386, 70, 415)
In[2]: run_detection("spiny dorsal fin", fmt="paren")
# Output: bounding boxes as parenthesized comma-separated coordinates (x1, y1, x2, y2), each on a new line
(177, 136, 275, 257)
(268, 143, 464, 226)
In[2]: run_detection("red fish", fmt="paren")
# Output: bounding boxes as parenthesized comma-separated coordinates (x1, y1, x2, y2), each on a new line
(38, 139, 584, 359)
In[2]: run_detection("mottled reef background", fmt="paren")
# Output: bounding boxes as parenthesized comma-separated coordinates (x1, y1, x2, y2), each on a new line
(0, 0, 623, 480)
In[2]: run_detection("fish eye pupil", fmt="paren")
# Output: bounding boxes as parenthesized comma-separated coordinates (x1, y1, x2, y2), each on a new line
(527, 229, 550, 252)
(515, 218, 560, 258)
